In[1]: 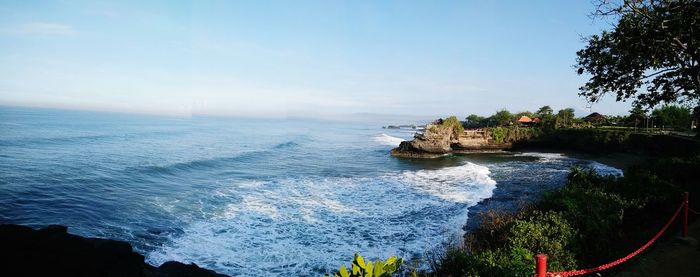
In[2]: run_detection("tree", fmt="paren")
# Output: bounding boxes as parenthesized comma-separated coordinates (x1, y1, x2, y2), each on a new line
(493, 109, 514, 126)
(515, 111, 535, 119)
(555, 108, 576, 128)
(465, 114, 485, 128)
(628, 105, 648, 128)
(651, 105, 693, 130)
(575, 0, 700, 109)
(536, 106, 554, 117)
(442, 115, 465, 137)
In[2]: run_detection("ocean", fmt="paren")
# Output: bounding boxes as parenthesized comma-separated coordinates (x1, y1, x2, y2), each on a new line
(0, 106, 622, 276)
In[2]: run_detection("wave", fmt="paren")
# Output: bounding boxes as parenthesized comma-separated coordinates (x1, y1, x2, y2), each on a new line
(588, 161, 624, 177)
(147, 163, 497, 276)
(272, 141, 299, 149)
(373, 133, 405, 146)
(385, 162, 497, 203)
(0, 130, 182, 147)
(514, 152, 567, 162)
(131, 151, 269, 176)
(0, 134, 116, 147)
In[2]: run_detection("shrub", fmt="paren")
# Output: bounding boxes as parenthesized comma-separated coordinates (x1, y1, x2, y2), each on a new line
(423, 156, 698, 276)
(442, 116, 465, 138)
(491, 127, 507, 143)
(506, 211, 577, 271)
(326, 253, 403, 277)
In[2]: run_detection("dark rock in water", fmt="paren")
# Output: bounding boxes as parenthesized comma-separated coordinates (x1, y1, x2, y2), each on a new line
(390, 141, 448, 158)
(0, 224, 228, 277)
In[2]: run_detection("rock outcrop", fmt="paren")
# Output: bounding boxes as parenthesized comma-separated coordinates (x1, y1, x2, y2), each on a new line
(0, 224, 228, 277)
(391, 125, 514, 158)
(390, 123, 460, 158)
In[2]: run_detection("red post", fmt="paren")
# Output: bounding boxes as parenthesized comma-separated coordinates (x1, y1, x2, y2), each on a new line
(683, 192, 689, 237)
(536, 254, 547, 277)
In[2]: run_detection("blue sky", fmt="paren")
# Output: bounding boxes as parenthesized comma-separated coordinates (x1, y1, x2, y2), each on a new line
(0, 0, 633, 118)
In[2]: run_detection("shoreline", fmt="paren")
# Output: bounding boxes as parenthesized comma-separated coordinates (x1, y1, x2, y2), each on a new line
(507, 147, 648, 171)
(459, 148, 639, 233)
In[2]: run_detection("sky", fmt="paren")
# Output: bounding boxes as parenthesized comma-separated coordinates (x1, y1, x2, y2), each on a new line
(0, 0, 634, 119)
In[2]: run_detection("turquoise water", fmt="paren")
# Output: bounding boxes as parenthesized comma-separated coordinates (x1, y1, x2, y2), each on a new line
(0, 106, 621, 276)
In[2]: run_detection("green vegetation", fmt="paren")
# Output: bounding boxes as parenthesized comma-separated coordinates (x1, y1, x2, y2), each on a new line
(487, 127, 542, 144)
(326, 254, 403, 277)
(493, 109, 513, 127)
(554, 108, 575, 129)
(517, 128, 700, 157)
(428, 157, 700, 276)
(652, 105, 693, 130)
(460, 102, 696, 133)
(442, 116, 465, 137)
(575, 0, 700, 110)
(462, 106, 578, 129)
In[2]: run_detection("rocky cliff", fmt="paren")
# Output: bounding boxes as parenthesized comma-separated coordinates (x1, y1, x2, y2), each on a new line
(0, 224, 227, 277)
(390, 125, 517, 158)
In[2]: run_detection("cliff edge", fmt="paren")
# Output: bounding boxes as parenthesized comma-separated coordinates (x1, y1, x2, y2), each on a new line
(0, 224, 228, 277)
(391, 122, 514, 158)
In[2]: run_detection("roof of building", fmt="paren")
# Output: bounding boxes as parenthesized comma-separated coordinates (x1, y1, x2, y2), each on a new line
(517, 116, 533, 123)
(584, 112, 606, 121)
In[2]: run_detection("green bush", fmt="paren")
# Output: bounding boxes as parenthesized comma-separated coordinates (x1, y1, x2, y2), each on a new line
(491, 127, 507, 143)
(327, 253, 403, 277)
(434, 210, 575, 276)
(430, 157, 696, 275)
(507, 211, 577, 271)
(442, 116, 465, 137)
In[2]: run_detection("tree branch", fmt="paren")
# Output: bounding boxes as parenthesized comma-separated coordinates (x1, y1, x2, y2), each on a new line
(642, 67, 679, 79)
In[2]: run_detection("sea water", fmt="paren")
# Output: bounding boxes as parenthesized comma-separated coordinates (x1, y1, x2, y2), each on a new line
(0, 106, 621, 276)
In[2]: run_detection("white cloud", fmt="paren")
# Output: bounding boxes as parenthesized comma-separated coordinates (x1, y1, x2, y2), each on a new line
(2, 22, 77, 35)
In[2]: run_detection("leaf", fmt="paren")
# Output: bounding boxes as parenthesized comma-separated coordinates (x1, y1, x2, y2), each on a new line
(374, 261, 384, 276)
(352, 263, 360, 275)
(339, 266, 350, 277)
(364, 261, 373, 277)
(354, 253, 366, 268)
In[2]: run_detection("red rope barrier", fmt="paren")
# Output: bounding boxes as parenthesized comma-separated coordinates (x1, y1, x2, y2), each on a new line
(546, 201, 686, 277)
(689, 207, 700, 215)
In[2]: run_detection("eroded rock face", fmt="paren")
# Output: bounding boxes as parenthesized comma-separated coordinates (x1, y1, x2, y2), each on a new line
(391, 125, 514, 158)
(0, 224, 228, 277)
(453, 130, 491, 149)
(409, 124, 455, 153)
(391, 124, 459, 158)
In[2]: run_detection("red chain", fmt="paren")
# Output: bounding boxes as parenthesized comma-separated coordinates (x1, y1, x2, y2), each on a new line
(546, 201, 685, 277)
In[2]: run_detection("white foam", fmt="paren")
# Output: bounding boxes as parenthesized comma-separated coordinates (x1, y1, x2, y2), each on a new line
(516, 152, 623, 177)
(588, 161, 624, 177)
(373, 133, 405, 146)
(386, 162, 497, 203)
(515, 152, 567, 162)
(147, 163, 498, 276)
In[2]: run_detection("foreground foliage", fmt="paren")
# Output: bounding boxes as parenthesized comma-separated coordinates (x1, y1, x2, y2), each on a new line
(327, 253, 403, 277)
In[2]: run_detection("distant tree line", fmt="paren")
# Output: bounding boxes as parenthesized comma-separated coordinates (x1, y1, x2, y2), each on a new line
(461, 104, 696, 132)
(463, 106, 577, 129)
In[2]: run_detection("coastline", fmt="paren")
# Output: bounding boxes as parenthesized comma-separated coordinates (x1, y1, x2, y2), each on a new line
(0, 224, 227, 277)
(507, 147, 648, 171)
(459, 148, 635, 233)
